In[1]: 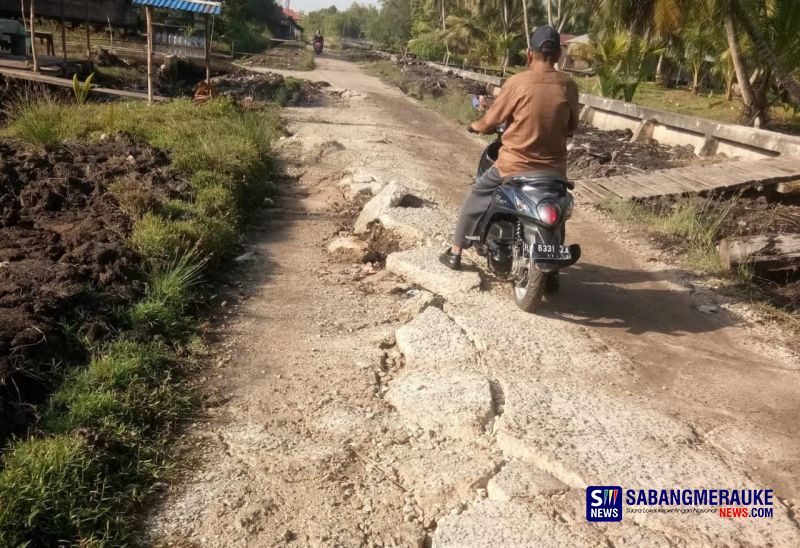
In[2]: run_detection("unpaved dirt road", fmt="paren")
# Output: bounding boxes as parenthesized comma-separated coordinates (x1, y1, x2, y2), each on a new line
(149, 56, 800, 547)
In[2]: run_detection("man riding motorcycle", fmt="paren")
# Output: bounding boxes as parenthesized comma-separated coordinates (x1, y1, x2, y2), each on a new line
(441, 25, 579, 271)
(313, 30, 324, 53)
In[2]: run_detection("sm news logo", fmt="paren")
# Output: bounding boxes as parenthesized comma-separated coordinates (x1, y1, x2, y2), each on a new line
(586, 486, 623, 522)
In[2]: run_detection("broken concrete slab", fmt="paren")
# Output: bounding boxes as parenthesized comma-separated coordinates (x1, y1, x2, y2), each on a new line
(390, 443, 500, 514)
(354, 181, 408, 234)
(395, 307, 476, 369)
(397, 288, 437, 322)
(386, 247, 481, 300)
(432, 500, 594, 548)
(487, 460, 568, 502)
(378, 206, 452, 245)
(494, 380, 800, 546)
(434, 497, 688, 547)
(347, 182, 375, 199)
(327, 235, 369, 262)
(385, 368, 493, 440)
(352, 169, 376, 185)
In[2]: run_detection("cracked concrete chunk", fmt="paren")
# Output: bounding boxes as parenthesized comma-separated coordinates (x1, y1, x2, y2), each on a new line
(495, 380, 800, 546)
(377, 206, 451, 245)
(432, 501, 591, 548)
(386, 247, 480, 300)
(395, 307, 476, 369)
(386, 368, 493, 439)
(487, 461, 568, 502)
(397, 288, 437, 321)
(354, 181, 408, 233)
(391, 444, 500, 513)
(327, 235, 369, 262)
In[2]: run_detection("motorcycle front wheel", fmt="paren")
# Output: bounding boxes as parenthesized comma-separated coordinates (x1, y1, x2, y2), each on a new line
(512, 263, 546, 312)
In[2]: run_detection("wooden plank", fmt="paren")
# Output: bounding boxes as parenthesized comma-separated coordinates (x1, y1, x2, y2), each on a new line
(611, 174, 690, 198)
(718, 233, 800, 272)
(0, 66, 167, 101)
(650, 172, 713, 194)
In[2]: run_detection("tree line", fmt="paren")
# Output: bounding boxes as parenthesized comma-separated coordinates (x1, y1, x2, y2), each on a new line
(304, 0, 799, 127)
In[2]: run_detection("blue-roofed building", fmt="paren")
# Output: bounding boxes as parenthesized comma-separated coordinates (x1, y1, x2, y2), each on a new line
(131, 0, 221, 16)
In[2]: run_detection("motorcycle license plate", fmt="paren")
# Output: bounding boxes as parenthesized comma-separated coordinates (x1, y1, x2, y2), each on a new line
(532, 243, 572, 260)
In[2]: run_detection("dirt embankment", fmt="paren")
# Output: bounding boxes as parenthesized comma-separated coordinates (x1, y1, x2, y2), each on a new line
(0, 137, 183, 442)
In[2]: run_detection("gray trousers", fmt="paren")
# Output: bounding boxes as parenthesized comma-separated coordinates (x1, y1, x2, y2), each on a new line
(453, 166, 503, 248)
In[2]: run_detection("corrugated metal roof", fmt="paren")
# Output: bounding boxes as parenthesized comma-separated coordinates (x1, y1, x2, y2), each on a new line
(132, 0, 222, 15)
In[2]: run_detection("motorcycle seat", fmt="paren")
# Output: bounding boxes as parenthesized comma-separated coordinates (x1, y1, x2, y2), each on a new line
(504, 172, 574, 190)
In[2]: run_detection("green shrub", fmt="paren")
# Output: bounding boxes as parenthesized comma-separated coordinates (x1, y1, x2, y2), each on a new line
(408, 32, 446, 61)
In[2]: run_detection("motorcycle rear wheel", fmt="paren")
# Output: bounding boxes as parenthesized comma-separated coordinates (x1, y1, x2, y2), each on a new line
(512, 264, 546, 312)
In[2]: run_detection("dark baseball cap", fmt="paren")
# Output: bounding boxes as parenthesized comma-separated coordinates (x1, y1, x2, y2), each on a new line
(530, 25, 560, 53)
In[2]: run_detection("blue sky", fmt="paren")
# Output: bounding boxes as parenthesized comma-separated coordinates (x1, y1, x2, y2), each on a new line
(289, 0, 378, 13)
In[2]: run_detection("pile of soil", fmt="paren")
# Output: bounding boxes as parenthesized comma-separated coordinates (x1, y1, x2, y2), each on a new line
(210, 70, 321, 105)
(568, 124, 701, 178)
(0, 136, 184, 443)
(395, 61, 485, 99)
(238, 47, 312, 71)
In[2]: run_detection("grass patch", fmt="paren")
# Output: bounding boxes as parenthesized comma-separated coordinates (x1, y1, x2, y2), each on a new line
(421, 89, 478, 126)
(367, 61, 478, 126)
(575, 77, 800, 134)
(600, 195, 738, 275)
(0, 435, 127, 546)
(299, 50, 316, 71)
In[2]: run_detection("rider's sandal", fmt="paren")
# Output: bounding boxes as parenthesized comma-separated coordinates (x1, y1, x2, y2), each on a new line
(439, 248, 462, 271)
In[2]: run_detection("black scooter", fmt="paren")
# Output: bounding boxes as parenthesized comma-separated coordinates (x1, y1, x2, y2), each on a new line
(469, 128, 581, 312)
(313, 41, 324, 55)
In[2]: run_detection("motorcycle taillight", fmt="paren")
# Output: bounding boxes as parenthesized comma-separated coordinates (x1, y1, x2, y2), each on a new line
(536, 202, 560, 225)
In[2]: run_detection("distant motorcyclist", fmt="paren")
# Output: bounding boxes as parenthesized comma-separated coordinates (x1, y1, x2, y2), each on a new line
(313, 30, 324, 54)
(441, 25, 579, 270)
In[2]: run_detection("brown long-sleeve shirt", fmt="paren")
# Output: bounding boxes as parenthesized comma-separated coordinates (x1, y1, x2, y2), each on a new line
(473, 64, 579, 177)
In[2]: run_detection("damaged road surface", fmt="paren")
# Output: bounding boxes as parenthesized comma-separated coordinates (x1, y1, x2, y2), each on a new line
(148, 57, 800, 546)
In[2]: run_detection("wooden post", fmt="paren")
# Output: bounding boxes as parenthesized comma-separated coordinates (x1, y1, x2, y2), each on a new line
(145, 6, 153, 105)
(204, 13, 211, 83)
(29, 0, 38, 73)
(85, 0, 90, 58)
(59, 0, 66, 63)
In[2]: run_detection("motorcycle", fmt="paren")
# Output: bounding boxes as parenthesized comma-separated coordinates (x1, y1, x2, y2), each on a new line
(313, 40, 324, 55)
(469, 127, 581, 312)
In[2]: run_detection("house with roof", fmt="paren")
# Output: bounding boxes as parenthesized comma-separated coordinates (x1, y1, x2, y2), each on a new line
(278, 7, 303, 40)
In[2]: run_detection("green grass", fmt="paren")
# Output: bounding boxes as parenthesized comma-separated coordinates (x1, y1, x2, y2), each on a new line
(0, 435, 125, 547)
(0, 95, 284, 545)
(600, 195, 739, 274)
(367, 61, 479, 126)
(299, 50, 316, 71)
(574, 76, 800, 133)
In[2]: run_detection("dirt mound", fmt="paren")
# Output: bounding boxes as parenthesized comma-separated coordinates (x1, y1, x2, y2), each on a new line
(395, 61, 483, 99)
(0, 137, 183, 441)
(210, 70, 321, 105)
(568, 124, 701, 178)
